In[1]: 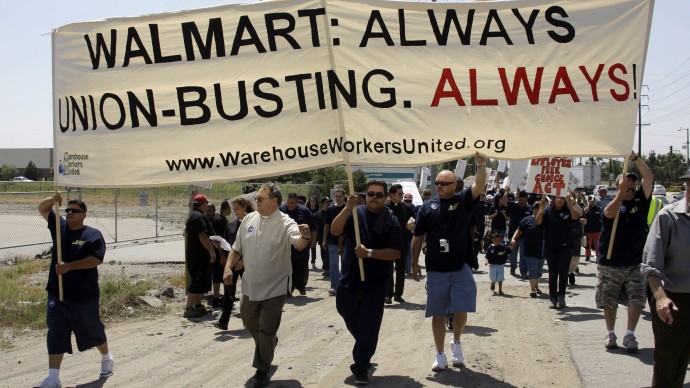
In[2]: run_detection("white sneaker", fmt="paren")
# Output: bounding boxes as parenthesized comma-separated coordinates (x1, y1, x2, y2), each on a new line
(431, 352, 448, 372)
(100, 358, 114, 378)
(450, 340, 465, 367)
(37, 376, 61, 388)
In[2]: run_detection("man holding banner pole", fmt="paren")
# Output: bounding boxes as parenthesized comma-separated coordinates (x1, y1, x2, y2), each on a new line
(330, 179, 403, 385)
(596, 151, 653, 353)
(411, 154, 486, 372)
(37, 193, 114, 388)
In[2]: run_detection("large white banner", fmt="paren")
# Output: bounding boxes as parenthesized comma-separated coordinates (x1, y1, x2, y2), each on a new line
(52, 0, 654, 187)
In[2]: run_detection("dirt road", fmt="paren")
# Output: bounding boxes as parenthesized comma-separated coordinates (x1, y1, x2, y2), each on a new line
(1, 263, 581, 388)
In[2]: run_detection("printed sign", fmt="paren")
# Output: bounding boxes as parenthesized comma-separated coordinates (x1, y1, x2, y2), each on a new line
(52, 0, 654, 187)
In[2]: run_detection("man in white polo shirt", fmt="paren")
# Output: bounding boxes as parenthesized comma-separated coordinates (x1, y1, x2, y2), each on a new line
(223, 183, 311, 387)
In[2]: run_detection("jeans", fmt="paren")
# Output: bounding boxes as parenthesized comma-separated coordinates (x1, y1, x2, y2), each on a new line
(509, 239, 526, 273)
(328, 244, 341, 290)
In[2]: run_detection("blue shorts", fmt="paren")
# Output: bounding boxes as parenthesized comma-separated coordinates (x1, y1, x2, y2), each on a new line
(524, 256, 545, 279)
(489, 264, 505, 282)
(425, 264, 477, 317)
(46, 293, 107, 354)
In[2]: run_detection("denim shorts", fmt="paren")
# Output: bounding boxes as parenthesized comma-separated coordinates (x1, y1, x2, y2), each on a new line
(488, 264, 505, 282)
(46, 293, 107, 354)
(524, 256, 545, 279)
(425, 264, 477, 317)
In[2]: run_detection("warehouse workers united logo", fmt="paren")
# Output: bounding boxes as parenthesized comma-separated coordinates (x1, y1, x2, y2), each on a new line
(58, 152, 90, 176)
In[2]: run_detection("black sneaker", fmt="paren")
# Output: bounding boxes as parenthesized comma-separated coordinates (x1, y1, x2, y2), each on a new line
(558, 295, 567, 309)
(194, 304, 212, 315)
(183, 307, 202, 318)
(568, 273, 576, 285)
(549, 298, 558, 309)
(393, 296, 405, 303)
(211, 297, 223, 307)
(253, 370, 270, 388)
(384, 297, 392, 305)
(354, 371, 369, 386)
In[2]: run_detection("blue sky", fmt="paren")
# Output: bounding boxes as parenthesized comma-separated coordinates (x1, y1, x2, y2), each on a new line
(1, 0, 688, 157)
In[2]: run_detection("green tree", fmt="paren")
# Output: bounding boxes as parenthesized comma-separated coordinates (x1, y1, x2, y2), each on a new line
(312, 166, 348, 196)
(0, 164, 19, 181)
(352, 169, 367, 193)
(24, 161, 39, 180)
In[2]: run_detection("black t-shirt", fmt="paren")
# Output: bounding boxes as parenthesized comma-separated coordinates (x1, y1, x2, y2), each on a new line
(507, 202, 532, 235)
(518, 216, 544, 258)
(541, 206, 576, 251)
(385, 201, 415, 244)
(324, 204, 346, 244)
(211, 214, 227, 237)
(280, 204, 316, 260)
(474, 202, 490, 231)
(47, 211, 105, 301)
(339, 207, 403, 287)
(583, 204, 603, 233)
(598, 188, 652, 266)
(314, 209, 327, 241)
(485, 244, 510, 265)
(186, 208, 213, 262)
(489, 205, 508, 230)
(414, 188, 477, 272)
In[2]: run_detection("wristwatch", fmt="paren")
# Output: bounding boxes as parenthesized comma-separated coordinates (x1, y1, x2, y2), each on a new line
(367, 249, 373, 258)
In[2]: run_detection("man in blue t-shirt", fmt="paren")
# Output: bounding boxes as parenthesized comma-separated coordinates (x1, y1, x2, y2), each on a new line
(330, 180, 403, 385)
(37, 194, 114, 388)
(597, 151, 653, 353)
(280, 193, 317, 296)
(411, 155, 487, 373)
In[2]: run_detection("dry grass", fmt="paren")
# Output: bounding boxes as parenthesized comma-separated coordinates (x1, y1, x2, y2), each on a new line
(0, 257, 170, 349)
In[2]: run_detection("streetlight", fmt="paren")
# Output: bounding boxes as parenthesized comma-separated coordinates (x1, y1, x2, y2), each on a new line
(679, 127, 689, 167)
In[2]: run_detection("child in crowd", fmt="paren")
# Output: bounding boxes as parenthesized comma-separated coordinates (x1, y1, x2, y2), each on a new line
(485, 232, 511, 295)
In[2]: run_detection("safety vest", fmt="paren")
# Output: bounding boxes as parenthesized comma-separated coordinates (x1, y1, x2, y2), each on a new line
(647, 197, 663, 227)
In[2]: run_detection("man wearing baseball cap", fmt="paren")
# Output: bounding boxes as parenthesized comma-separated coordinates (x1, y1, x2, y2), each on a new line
(184, 194, 217, 318)
(597, 151, 653, 353)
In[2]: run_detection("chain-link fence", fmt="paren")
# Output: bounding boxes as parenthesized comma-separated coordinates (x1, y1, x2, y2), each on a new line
(0, 182, 322, 260)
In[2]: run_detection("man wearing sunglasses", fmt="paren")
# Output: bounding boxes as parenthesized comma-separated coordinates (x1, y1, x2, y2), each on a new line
(330, 180, 403, 385)
(37, 193, 114, 388)
(411, 154, 487, 372)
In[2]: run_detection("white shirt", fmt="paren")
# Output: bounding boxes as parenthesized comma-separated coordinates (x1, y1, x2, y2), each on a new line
(232, 209, 301, 301)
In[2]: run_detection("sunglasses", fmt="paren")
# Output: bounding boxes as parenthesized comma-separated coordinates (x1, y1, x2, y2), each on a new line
(64, 208, 85, 214)
(366, 191, 385, 199)
(434, 181, 455, 187)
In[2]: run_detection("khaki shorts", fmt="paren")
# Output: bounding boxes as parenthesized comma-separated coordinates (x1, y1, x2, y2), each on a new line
(595, 264, 646, 309)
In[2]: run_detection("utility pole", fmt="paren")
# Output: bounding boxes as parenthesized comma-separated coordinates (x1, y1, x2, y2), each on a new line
(679, 127, 689, 168)
(638, 88, 649, 156)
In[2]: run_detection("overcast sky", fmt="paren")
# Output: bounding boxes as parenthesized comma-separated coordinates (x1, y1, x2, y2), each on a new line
(1, 0, 688, 157)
